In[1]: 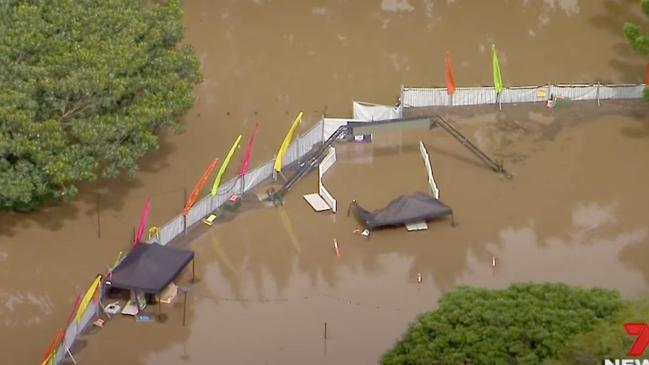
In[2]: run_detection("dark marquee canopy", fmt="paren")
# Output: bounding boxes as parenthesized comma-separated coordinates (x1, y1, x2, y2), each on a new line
(108, 243, 194, 294)
(351, 191, 453, 229)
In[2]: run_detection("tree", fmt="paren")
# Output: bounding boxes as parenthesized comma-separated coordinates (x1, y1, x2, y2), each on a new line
(624, 0, 649, 99)
(0, 0, 201, 211)
(381, 283, 622, 365)
(550, 299, 649, 365)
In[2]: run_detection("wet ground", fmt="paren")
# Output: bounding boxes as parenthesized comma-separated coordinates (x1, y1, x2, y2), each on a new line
(1, 1, 648, 364)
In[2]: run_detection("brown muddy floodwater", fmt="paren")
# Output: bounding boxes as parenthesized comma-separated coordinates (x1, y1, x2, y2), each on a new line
(78, 101, 649, 365)
(0, 1, 648, 364)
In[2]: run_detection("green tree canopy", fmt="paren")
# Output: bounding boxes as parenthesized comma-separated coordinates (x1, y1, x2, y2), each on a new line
(381, 283, 622, 365)
(624, 0, 649, 55)
(0, 0, 201, 210)
(624, 0, 649, 99)
(551, 299, 649, 364)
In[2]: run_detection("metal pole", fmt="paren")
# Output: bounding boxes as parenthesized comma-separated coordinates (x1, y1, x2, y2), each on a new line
(66, 347, 78, 365)
(596, 82, 601, 107)
(182, 289, 188, 326)
(96, 193, 101, 239)
(240, 175, 245, 196)
(324, 322, 327, 339)
(183, 188, 187, 235)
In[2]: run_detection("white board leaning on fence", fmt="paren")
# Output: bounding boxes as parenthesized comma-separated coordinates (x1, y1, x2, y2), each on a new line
(419, 141, 439, 199)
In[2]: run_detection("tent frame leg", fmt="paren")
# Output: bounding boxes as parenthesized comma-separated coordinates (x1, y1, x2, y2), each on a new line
(192, 259, 196, 283)
(66, 347, 78, 365)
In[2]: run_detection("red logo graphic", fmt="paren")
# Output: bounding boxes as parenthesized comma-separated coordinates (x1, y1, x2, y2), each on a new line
(625, 323, 649, 356)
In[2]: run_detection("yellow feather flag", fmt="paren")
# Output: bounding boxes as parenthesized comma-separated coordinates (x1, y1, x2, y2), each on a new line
(492, 44, 504, 93)
(75, 275, 102, 322)
(211, 134, 243, 196)
(273, 112, 303, 172)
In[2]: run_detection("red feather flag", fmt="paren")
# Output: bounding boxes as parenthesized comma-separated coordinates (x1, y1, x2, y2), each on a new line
(183, 157, 220, 216)
(238, 122, 261, 177)
(133, 196, 151, 246)
(445, 51, 457, 95)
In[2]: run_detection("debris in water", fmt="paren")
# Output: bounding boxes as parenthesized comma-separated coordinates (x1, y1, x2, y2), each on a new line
(361, 229, 370, 238)
(492, 256, 497, 268)
(417, 273, 422, 284)
(93, 319, 105, 328)
(333, 239, 341, 257)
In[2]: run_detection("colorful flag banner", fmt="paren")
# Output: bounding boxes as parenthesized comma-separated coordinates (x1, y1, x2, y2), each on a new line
(64, 294, 82, 326)
(211, 135, 243, 196)
(238, 122, 261, 177)
(445, 51, 456, 95)
(75, 275, 102, 323)
(133, 196, 151, 246)
(492, 44, 504, 93)
(41, 329, 64, 365)
(184, 157, 220, 215)
(274, 112, 303, 173)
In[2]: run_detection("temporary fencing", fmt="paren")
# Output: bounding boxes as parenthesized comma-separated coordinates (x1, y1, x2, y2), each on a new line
(400, 83, 645, 108)
(42, 275, 103, 365)
(42, 81, 645, 364)
(152, 120, 328, 247)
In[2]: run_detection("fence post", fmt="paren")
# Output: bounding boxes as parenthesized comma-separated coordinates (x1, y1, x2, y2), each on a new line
(183, 188, 187, 235)
(272, 155, 278, 181)
(321, 119, 325, 142)
(297, 137, 302, 162)
(240, 175, 245, 195)
(596, 82, 601, 106)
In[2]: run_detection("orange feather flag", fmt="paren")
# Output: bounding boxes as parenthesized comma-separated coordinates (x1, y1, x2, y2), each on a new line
(183, 157, 220, 216)
(445, 51, 456, 95)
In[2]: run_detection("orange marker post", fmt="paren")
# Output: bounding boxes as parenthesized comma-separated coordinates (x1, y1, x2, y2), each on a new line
(333, 239, 341, 258)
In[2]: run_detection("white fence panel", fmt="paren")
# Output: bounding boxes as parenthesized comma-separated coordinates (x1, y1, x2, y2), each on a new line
(552, 84, 598, 101)
(402, 87, 448, 107)
(419, 141, 439, 199)
(159, 214, 184, 246)
(323, 118, 353, 140)
(599, 84, 645, 99)
(186, 194, 212, 227)
(318, 147, 337, 212)
(453, 87, 497, 106)
(243, 160, 274, 192)
(500, 86, 546, 104)
(353, 101, 402, 120)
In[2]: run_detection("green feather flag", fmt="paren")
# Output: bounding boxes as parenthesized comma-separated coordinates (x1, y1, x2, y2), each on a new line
(211, 134, 242, 196)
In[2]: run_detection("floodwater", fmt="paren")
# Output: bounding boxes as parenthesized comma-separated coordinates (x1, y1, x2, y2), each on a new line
(0, 0, 648, 364)
(78, 101, 649, 365)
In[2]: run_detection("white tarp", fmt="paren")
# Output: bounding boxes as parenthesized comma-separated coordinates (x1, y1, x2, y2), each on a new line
(353, 101, 401, 121)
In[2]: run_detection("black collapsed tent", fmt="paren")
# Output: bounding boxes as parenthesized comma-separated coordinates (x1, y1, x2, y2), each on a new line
(350, 191, 453, 229)
(108, 243, 194, 294)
